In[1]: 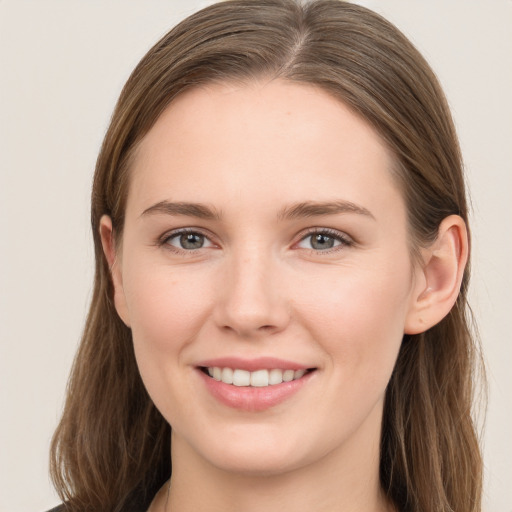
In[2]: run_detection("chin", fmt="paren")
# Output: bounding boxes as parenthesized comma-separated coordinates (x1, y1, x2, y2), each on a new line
(216, 431, 337, 479)
(182, 425, 312, 477)
(210, 449, 304, 477)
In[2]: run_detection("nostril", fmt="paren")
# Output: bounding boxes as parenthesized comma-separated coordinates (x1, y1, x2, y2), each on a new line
(220, 323, 279, 334)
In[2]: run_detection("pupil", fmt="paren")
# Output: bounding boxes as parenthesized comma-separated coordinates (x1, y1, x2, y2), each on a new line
(180, 233, 204, 249)
(311, 234, 334, 250)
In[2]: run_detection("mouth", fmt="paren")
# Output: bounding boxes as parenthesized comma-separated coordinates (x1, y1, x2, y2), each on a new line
(200, 366, 316, 387)
(197, 361, 317, 411)
(195, 357, 317, 411)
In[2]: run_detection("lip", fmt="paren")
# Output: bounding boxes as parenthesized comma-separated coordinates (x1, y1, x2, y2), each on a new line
(196, 356, 310, 372)
(195, 357, 316, 412)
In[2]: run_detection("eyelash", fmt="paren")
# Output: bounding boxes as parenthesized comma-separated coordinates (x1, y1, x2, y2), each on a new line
(296, 228, 353, 254)
(157, 227, 353, 254)
(158, 228, 214, 254)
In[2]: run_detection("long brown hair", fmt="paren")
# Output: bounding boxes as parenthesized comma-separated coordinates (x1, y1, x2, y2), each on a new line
(50, 1, 484, 511)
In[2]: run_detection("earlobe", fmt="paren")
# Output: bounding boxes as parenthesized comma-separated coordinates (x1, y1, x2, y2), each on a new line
(99, 215, 131, 327)
(405, 215, 468, 335)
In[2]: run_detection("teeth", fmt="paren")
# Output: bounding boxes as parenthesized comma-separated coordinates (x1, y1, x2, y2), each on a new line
(206, 367, 309, 387)
(283, 369, 295, 382)
(233, 369, 251, 386)
(294, 369, 306, 379)
(221, 367, 233, 384)
(269, 368, 284, 385)
(250, 369, 268, 387)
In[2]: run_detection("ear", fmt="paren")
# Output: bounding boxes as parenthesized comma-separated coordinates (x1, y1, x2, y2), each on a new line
(99, 215, 131, 327)
(405, 215, 468, 335)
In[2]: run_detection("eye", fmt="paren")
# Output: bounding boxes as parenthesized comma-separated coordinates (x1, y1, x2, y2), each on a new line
(163, 230, 214, 251)
(296, 229, 351, 251)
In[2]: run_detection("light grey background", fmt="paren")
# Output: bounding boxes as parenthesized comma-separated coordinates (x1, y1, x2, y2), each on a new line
(0, 1, 510, 511)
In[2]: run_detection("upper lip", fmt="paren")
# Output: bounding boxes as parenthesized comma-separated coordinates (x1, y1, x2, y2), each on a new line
(196, 357, 312, 372)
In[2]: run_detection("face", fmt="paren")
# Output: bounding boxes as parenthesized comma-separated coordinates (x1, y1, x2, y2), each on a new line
(108, 80, 424, 477)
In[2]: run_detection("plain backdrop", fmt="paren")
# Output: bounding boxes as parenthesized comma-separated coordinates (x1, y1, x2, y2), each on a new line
(0, 1, 511, 511)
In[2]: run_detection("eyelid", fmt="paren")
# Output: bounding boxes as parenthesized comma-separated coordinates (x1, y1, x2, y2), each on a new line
(155, 226, 353, 254)
(294, 227, 354, 252)
(157, 227, 218, 252)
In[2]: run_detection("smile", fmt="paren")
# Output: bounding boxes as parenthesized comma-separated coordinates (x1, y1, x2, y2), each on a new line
(205, 367, 309, 387)
(197, 359, 316, 411)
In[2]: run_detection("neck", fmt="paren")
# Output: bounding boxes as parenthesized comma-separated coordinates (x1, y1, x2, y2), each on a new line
(163, 419, 394, 512)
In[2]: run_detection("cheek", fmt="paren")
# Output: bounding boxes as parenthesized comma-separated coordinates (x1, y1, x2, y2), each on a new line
(122, 265, 216, 421)
(293, 263, 412, 380)
(121, 263, 217, 409)
(124, 265, 211, 350)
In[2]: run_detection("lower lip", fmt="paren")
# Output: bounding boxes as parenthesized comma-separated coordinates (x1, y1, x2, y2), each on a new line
(198, 369, 314, 412)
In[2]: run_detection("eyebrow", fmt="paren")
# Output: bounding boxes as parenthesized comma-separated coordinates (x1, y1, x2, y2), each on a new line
(140, 199, 374, 222)
(277, 200, 375, 221)
(140, 201, 222, 220)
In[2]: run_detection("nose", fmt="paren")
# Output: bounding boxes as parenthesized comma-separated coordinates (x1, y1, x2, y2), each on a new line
(213, 251, 290, 338)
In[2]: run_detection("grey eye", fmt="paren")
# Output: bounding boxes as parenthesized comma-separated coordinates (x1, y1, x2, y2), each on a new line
(310, 233, 336, 250)
(166, 231, 213, 250)
(179, 233, 205, 249)
(297, 232, 345, 251)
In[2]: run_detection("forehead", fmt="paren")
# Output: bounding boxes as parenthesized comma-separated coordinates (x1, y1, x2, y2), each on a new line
(126, 79, 403, 223)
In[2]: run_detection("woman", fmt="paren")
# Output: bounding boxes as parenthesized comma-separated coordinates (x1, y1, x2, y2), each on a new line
(49, 1, 484, 511)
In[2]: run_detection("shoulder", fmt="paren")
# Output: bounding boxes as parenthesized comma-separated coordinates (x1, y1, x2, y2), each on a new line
(44, 507, 65, 512)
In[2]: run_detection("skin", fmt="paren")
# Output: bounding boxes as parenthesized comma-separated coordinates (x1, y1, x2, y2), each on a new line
(101, 79, 467, 512)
